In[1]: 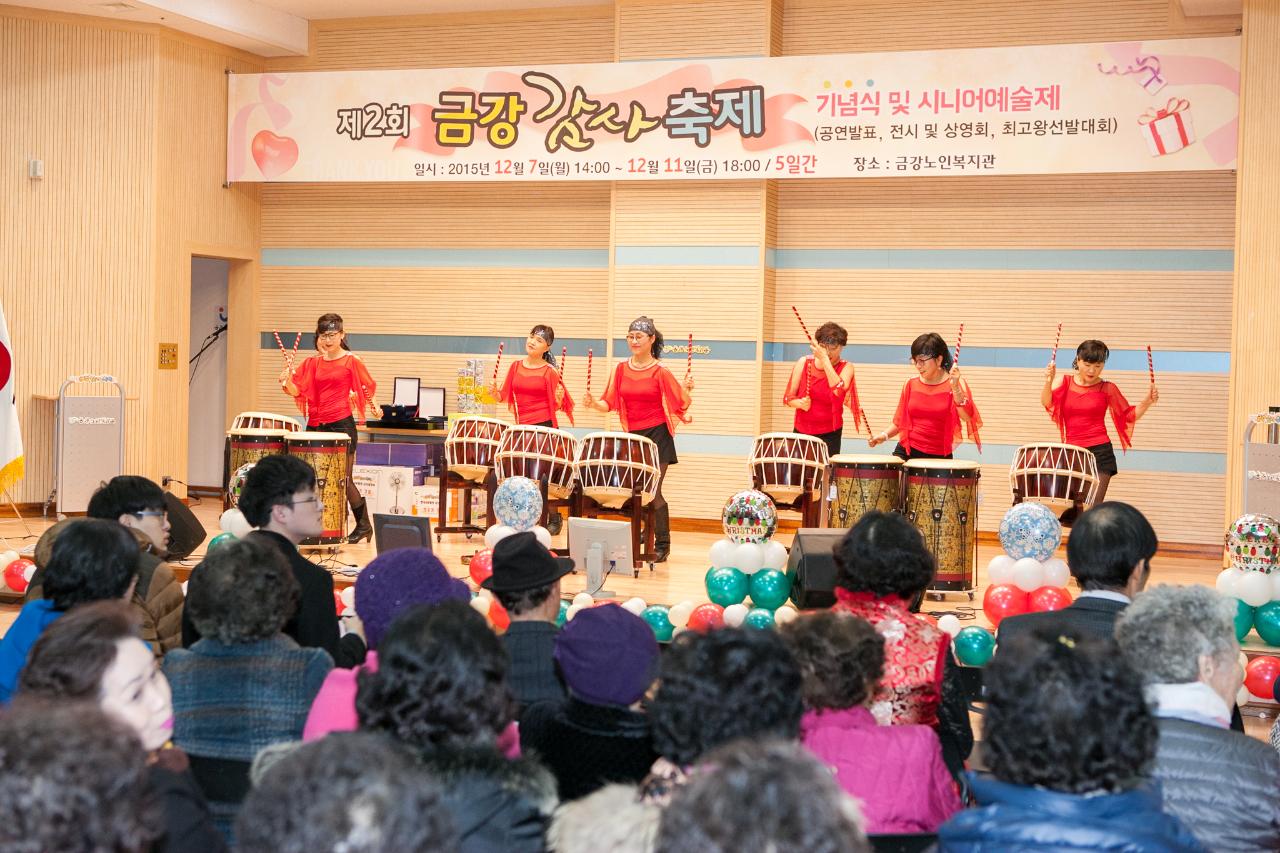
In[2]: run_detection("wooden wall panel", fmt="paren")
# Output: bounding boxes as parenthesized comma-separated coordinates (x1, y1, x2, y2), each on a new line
(662, 453, 757, 517)
(616, 0, 772, 60)
(783, 0, 1239, 56)
(612, 269, 765, 338)
(612, 181, 765, 245)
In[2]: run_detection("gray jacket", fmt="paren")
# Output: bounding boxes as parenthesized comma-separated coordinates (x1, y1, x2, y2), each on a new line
(1153, 716, 1280, 852)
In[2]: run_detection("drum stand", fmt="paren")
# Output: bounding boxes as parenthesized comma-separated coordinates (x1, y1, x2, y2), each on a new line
(571, 487, 656, 577)
(751, 475, 824, 528)
(435, 467, 497, 542)
(1011, 489, 1088, 528)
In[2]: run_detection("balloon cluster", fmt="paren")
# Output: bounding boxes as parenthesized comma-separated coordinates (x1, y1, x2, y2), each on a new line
(206, 507, 256, 552)
(483, 476, 552, 550)
(2, 549, 34, 594)
(700, 490, 797, 629)
(982, 503, 1072, 628)
(1217, 516, 1280, 648)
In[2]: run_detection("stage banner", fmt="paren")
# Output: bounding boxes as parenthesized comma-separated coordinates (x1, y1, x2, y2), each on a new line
(227, 36, 1238, 183)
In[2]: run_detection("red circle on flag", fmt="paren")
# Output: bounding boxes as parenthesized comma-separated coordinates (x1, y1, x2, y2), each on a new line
(0, 343, 10, 391)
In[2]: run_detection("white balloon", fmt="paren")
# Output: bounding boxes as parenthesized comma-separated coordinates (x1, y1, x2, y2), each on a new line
(572, 592, 595, 609)
(1012, 557, 1045, 593)
(937, 614, 962, 637)
(732, 542, 765, 575)
(708, 538, 738, 569)
(484, 525, 517, 548)
(1042, 557, 1070, 589)
(470, 595, 492, 616)
(668, 600, 696, 629)
(1238, 571, 1273, 608)
(181, 580, 189, 596)
(761, 540, 789, 571)
(339, 587, 356, 609)
(1238, 685, 1253, 708)
(1240, 651, 1250, 670)
(1270, 571, 1280, 602)
(565, 604, 583, 622)
(621, 597, 647, 616)
(987, 555, 1017, 585)
(723, 603, 750, 628)
(219, 508, 238, 533)
(1217, 567, 1243, 599)
(772, 605, 799, 625)
(23, 564, 35, 583)
(531, 525, 552, 549)
(0, 549, 19, 566)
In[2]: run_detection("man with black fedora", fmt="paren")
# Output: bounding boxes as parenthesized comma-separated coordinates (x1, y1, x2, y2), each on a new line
(483, 531, 574, 709)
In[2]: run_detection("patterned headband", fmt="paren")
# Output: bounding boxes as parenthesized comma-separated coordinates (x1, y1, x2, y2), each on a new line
(318, 319, 343, 333)
(629, 317, 657, 336)
(532, 328, 553, 343)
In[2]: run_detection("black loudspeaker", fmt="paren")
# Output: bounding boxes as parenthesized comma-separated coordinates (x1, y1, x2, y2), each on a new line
(164, 492, 207, 561)
(373, 513, 434, 554)
(787, 529, 846, 609)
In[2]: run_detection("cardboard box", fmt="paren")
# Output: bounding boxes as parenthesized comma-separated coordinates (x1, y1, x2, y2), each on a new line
(352, 465, 381, 514)
(377, 465, 429, 516)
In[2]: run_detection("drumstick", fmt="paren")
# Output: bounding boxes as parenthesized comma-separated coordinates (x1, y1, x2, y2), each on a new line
(1051, 322, 1062, 364)
(560, 346, 567, 378)
(291, 332, 301, 363)
(272, 330, 289, 362)
(586, 347, 593, 395)
(1147, 345, 1155, 384)
(791, 306, 814, 343)
(492, 341, 504, 388)
(685, 333, 693, 382)
(954, 323, 964, 366)
(860, 408, 873, 438)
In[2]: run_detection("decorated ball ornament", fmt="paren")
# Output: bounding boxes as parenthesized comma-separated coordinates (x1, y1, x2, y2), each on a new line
(953, 626, 996, 667)
(721, 490, 778, 544)
(704, 566, 749, 607)
(1226, 513, 1280, 574)
(492, 477, 543, 532)
(227, 462, 256, 507)
(998, 502, 1062, 562)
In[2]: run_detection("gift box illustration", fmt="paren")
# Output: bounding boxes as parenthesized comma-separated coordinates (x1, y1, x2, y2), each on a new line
(1139, 98, 1195, 157)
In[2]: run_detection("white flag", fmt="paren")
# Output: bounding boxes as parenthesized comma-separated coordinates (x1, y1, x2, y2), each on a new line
(0, 303, 23, 494)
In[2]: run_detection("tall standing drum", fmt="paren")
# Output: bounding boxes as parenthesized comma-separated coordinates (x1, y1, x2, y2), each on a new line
(227, 428, 287, 506)
(496, 425, 579, 499)
(903, 459, 980, 590)
(575, 432, 660, 509)
(445, 416, 508, 483)
(1009, 443, 1100, 506)
(286, 432, 350, 544)
(748, 433, 829, 504)
(829, 454, 904, 529)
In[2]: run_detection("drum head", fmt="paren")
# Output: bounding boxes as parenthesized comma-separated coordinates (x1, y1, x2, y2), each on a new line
(904, 459, 980, 471)
(831, 454, 903, 467)
(230, 428, 288, 438)
(290, 431, 350, 443)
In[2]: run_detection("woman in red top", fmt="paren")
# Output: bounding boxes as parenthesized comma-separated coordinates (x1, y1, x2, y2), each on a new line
(279, 314, 378, 543)
(581, 316, 693, 562)
(869, 332, 981, 460)
(781, 321, 860, 459)
(1041, 339, 1159, 516)
(487, 324, 573, 428)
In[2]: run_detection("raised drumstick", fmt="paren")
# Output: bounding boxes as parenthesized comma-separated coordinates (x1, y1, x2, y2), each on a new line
(291, 332, 302, 363)
(560, 346, 567, 378)
(586, 347, 593, 395)
(1147, 345, 1155, 384)
(861, 408, 873, 438)
(1051, 323, 1062, 364)
(954, 323, 964, 366)
(685, 333, 693, 381)
(272, 330, 288, 361)
(492, 341, 504, 388)
(791, 305, 814, 343)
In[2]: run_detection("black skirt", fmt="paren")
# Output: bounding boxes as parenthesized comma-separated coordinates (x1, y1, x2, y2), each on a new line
(1086, 441, 1119, 476)
(311, 416, 358, 450)
(891, 443, 951, 462)
(632, 423, 677, 467)
(805, 428, 842, 459)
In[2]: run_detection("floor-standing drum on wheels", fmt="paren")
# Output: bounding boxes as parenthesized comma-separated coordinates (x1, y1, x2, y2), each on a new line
(444, 416, 508, 484)
(496, 425, 579, 500)
(748, 433, 829, 504)
(575, 432, 660, 509)
(902, 459, 980, 591)
(829, 454, 904, 529)
(286, 431, 350, 544)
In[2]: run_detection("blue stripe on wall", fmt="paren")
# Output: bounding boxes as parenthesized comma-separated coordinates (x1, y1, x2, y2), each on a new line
(261, 248, 610, 268)
(260, 333, 607, 358)
(763, 343, 1229, 374)
(769, 248, 1234, 271)
(613, 338, 758, 361)
(615, 245, 761, 266)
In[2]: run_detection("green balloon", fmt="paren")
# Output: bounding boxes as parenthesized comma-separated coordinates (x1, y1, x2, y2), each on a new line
(1235, 598, 1257, 643)
(705, 566, 749, 607)
(641, 605, 674, 642)
(953, 626, 996, 667)
(744, 607, 775, 630)
(1253, 601, 1280, 646)
(556, 599, 570, 628)
(749, 568, 791, 611)
(207, 532, 237, 551)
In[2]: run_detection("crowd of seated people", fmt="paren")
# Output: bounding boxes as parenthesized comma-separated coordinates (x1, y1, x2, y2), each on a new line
(3, 475, 1279, 852)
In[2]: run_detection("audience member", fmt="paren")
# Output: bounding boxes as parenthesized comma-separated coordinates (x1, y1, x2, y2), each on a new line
(183, 453, 366, 667)
(236, 732, 457, 853)
(0, 701, 161, 853)
(522, 603, 659, 801)
(830, 510, 974, 774)
(642, 626, 803, 802)
(357, 600, 555, 851)
(1116, 584, 1280, 850)
(938, 631, 1205, 851)
(164, 536, 332, 838)
(655, 739, 869, 853)
(482, 530, 573, 708)
(547, 784, 662, 853)
(18, 600, 225, 853)
(998, 501, 1156, 646)
(780, 609, 961, 833)
(303, 547, 470, 741)
(0, 518, 139, 701)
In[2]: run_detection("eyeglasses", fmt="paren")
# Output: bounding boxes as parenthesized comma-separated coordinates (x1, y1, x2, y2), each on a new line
(287, 496, 321, 507)
(625, 333, 651, 342)
(318, 331, 342, 340)
(132, 510, 167, 520)
(910, 355, 940, 365)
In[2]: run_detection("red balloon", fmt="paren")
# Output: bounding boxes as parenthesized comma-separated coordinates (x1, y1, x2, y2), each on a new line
(1245, 655, 1280, 699)
(489, 597, 510, 631)
(333, 589, 345, 616)
(687, 603, 725, 633)
(1028, 586, 1073, 613)
(982, 583, 1029, 628)
(469, 549, 494, 587)
(4, 558, 33, 593)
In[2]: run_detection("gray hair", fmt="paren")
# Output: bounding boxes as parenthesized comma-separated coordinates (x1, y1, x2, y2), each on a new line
(1115, 584, 1238, 685)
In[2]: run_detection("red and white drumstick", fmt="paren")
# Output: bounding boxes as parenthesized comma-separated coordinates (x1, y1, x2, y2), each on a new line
(685, 333, 693, 382)
(560, 346, 567, 378)
(1147, 345, 1155, 384)
(1051, 322, 1062, 364)
(861, 408, 873, 438)
(586, 347, 593, 394)
(492, 341, 504, 387)
(791, 305, 814, 343)
(290, 332, 302, 363)
(954, 323, 964, 366)
(272, 330, 288, 361)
